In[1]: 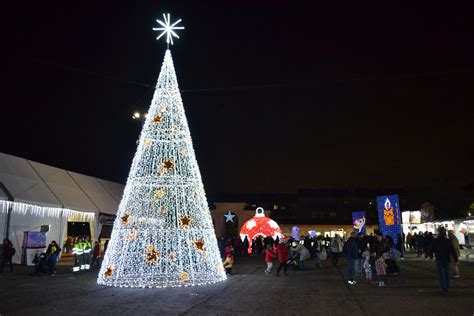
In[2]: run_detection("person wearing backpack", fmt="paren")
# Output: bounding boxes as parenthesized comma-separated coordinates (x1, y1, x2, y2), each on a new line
(1, 238, 15, 272)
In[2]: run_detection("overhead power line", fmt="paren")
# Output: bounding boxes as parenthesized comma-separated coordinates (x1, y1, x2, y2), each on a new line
(35, 59, 473, 94)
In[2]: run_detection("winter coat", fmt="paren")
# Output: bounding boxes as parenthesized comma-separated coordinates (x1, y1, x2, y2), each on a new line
(330, 238, 343, 253)
(93, 244, 100, 257)
(276, 243, 289, 263)
(344, 237, 359, 260)
(223, 256, 233, 268)
(431, 235, 458, 264)
(363, 257, 371, 273)
(265, 248, 277, 263)
(292, 243, 310, 261)
(3, 242, 14, 259)
(449, 234, 460, 258)
(356, 238, 367, 257)
(375, 257, 386, 276)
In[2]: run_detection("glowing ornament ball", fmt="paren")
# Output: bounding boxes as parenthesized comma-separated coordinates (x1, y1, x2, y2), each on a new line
(240, 207, 283, 241)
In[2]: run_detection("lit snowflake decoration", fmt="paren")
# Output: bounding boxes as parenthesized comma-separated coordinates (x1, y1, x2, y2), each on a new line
(246, 220, 257, 230)
(153, 13, 184, 45)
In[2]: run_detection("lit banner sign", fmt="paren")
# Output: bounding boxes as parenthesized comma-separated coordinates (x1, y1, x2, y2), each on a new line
(352, 212, 366, 234)
(377, 195, 402, 245)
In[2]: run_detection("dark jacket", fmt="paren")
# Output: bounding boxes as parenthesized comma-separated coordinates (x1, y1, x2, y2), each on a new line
(431, 235, 458, 264)
(356, 237, 367, 258)
(344, 237, 358, 260)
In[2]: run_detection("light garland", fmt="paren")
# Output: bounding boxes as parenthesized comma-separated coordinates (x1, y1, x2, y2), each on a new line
(97, 17, 226, 287)
(0, 200, 95, 222)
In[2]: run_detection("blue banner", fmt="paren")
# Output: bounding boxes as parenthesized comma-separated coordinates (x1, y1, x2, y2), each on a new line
(377, 195, 402, 245)
(352, 212, 366, 234)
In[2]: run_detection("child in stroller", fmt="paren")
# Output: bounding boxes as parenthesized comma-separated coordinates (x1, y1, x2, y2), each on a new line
(32, 253, 50, 275)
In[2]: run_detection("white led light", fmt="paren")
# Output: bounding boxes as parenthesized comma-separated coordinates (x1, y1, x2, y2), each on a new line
(152, 13, 184, 45)
(97, 47, 227, 288)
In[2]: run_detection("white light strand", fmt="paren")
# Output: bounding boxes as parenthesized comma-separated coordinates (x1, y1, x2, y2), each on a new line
(97, 49, 227, 288)
(0, 200, 95, 222)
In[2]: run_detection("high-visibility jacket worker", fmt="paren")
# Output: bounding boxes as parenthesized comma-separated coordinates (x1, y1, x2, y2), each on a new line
(83, 239, 92, 270)
(72, 238, 83, 272)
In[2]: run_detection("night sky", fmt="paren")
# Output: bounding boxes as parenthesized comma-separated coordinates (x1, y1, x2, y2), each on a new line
(4, 2, 474, 195)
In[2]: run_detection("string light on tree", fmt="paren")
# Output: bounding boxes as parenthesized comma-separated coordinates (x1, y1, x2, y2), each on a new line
(97, 14, 226, 288)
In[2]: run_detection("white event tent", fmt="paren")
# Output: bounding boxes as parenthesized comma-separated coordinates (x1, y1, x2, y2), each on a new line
(0, 152, 124, 263)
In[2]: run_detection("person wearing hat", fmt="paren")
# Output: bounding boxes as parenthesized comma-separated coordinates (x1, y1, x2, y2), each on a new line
(431, 227, 458, 295)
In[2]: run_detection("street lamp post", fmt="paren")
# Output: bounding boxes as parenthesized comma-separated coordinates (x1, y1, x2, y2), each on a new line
(132, 112, 148, 144)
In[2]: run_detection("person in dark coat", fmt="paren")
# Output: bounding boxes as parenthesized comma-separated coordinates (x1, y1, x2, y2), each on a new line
(355, 233, 367, 276)
(344, 232, 359, 285)
(1, 238, 15, 272)
(242, 236, 249, 256)
(431, 227, 458, 294)
(415, 232, 424, 257)
(373, 234, 386, 257)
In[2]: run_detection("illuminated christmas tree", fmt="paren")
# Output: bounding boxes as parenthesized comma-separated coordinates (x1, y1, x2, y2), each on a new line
(97, 14, 227, 288)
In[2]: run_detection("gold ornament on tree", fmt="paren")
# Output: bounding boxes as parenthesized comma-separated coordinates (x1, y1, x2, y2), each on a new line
(104, 264, 115, 279)
(152, 114, 162, 125)
(143, 138, 152, 148)
(160, 159, 175, 174)
(194, 239, 205, 252)
(127, 230, 138, 241)
(121, 213, 131, 225)
(179, 214, 192, 228)
(152, 188, 166, 202)
(179, 271, 190, 283)
(146, 245, 160, 264)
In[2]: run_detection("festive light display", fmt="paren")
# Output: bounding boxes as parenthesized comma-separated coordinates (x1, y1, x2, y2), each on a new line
(352, 211, 366, 234)
(224, 211, 235, 222)
(97, 15, 226, 288)
(240, 207, 282, 241)
(377, 195, 402, 245)
(0, 200, 95, 222)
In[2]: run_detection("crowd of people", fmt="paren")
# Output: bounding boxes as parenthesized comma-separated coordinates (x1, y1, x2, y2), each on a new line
(221, 226, 462, 294)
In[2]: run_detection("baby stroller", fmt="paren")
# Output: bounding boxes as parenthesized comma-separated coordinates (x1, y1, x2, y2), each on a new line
(32, 253, 50, 275)
(286, 253, 300, 270)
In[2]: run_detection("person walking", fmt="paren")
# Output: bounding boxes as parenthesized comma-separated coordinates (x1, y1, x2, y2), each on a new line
(264, 244, 277, 274)
(344, 232, 358, 285)
(223, 252, 233, 275)
(1, 238, 15, 272)
(276, 238, 289, 276)
(330, 234, 343, 266)
(448, 230, 460, 278)
(46, 240, 61, 275)
(431, 227, 459, 295)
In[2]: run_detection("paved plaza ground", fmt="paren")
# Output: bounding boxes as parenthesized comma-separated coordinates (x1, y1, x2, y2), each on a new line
(1, 252, 474, 315)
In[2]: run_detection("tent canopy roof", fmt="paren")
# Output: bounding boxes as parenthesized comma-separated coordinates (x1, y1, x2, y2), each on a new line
(0, 152, 124, 214)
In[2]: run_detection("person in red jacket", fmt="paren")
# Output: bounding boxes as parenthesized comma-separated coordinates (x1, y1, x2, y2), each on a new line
(276, 238, 289, 276)
(264, 244, 277, 275)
